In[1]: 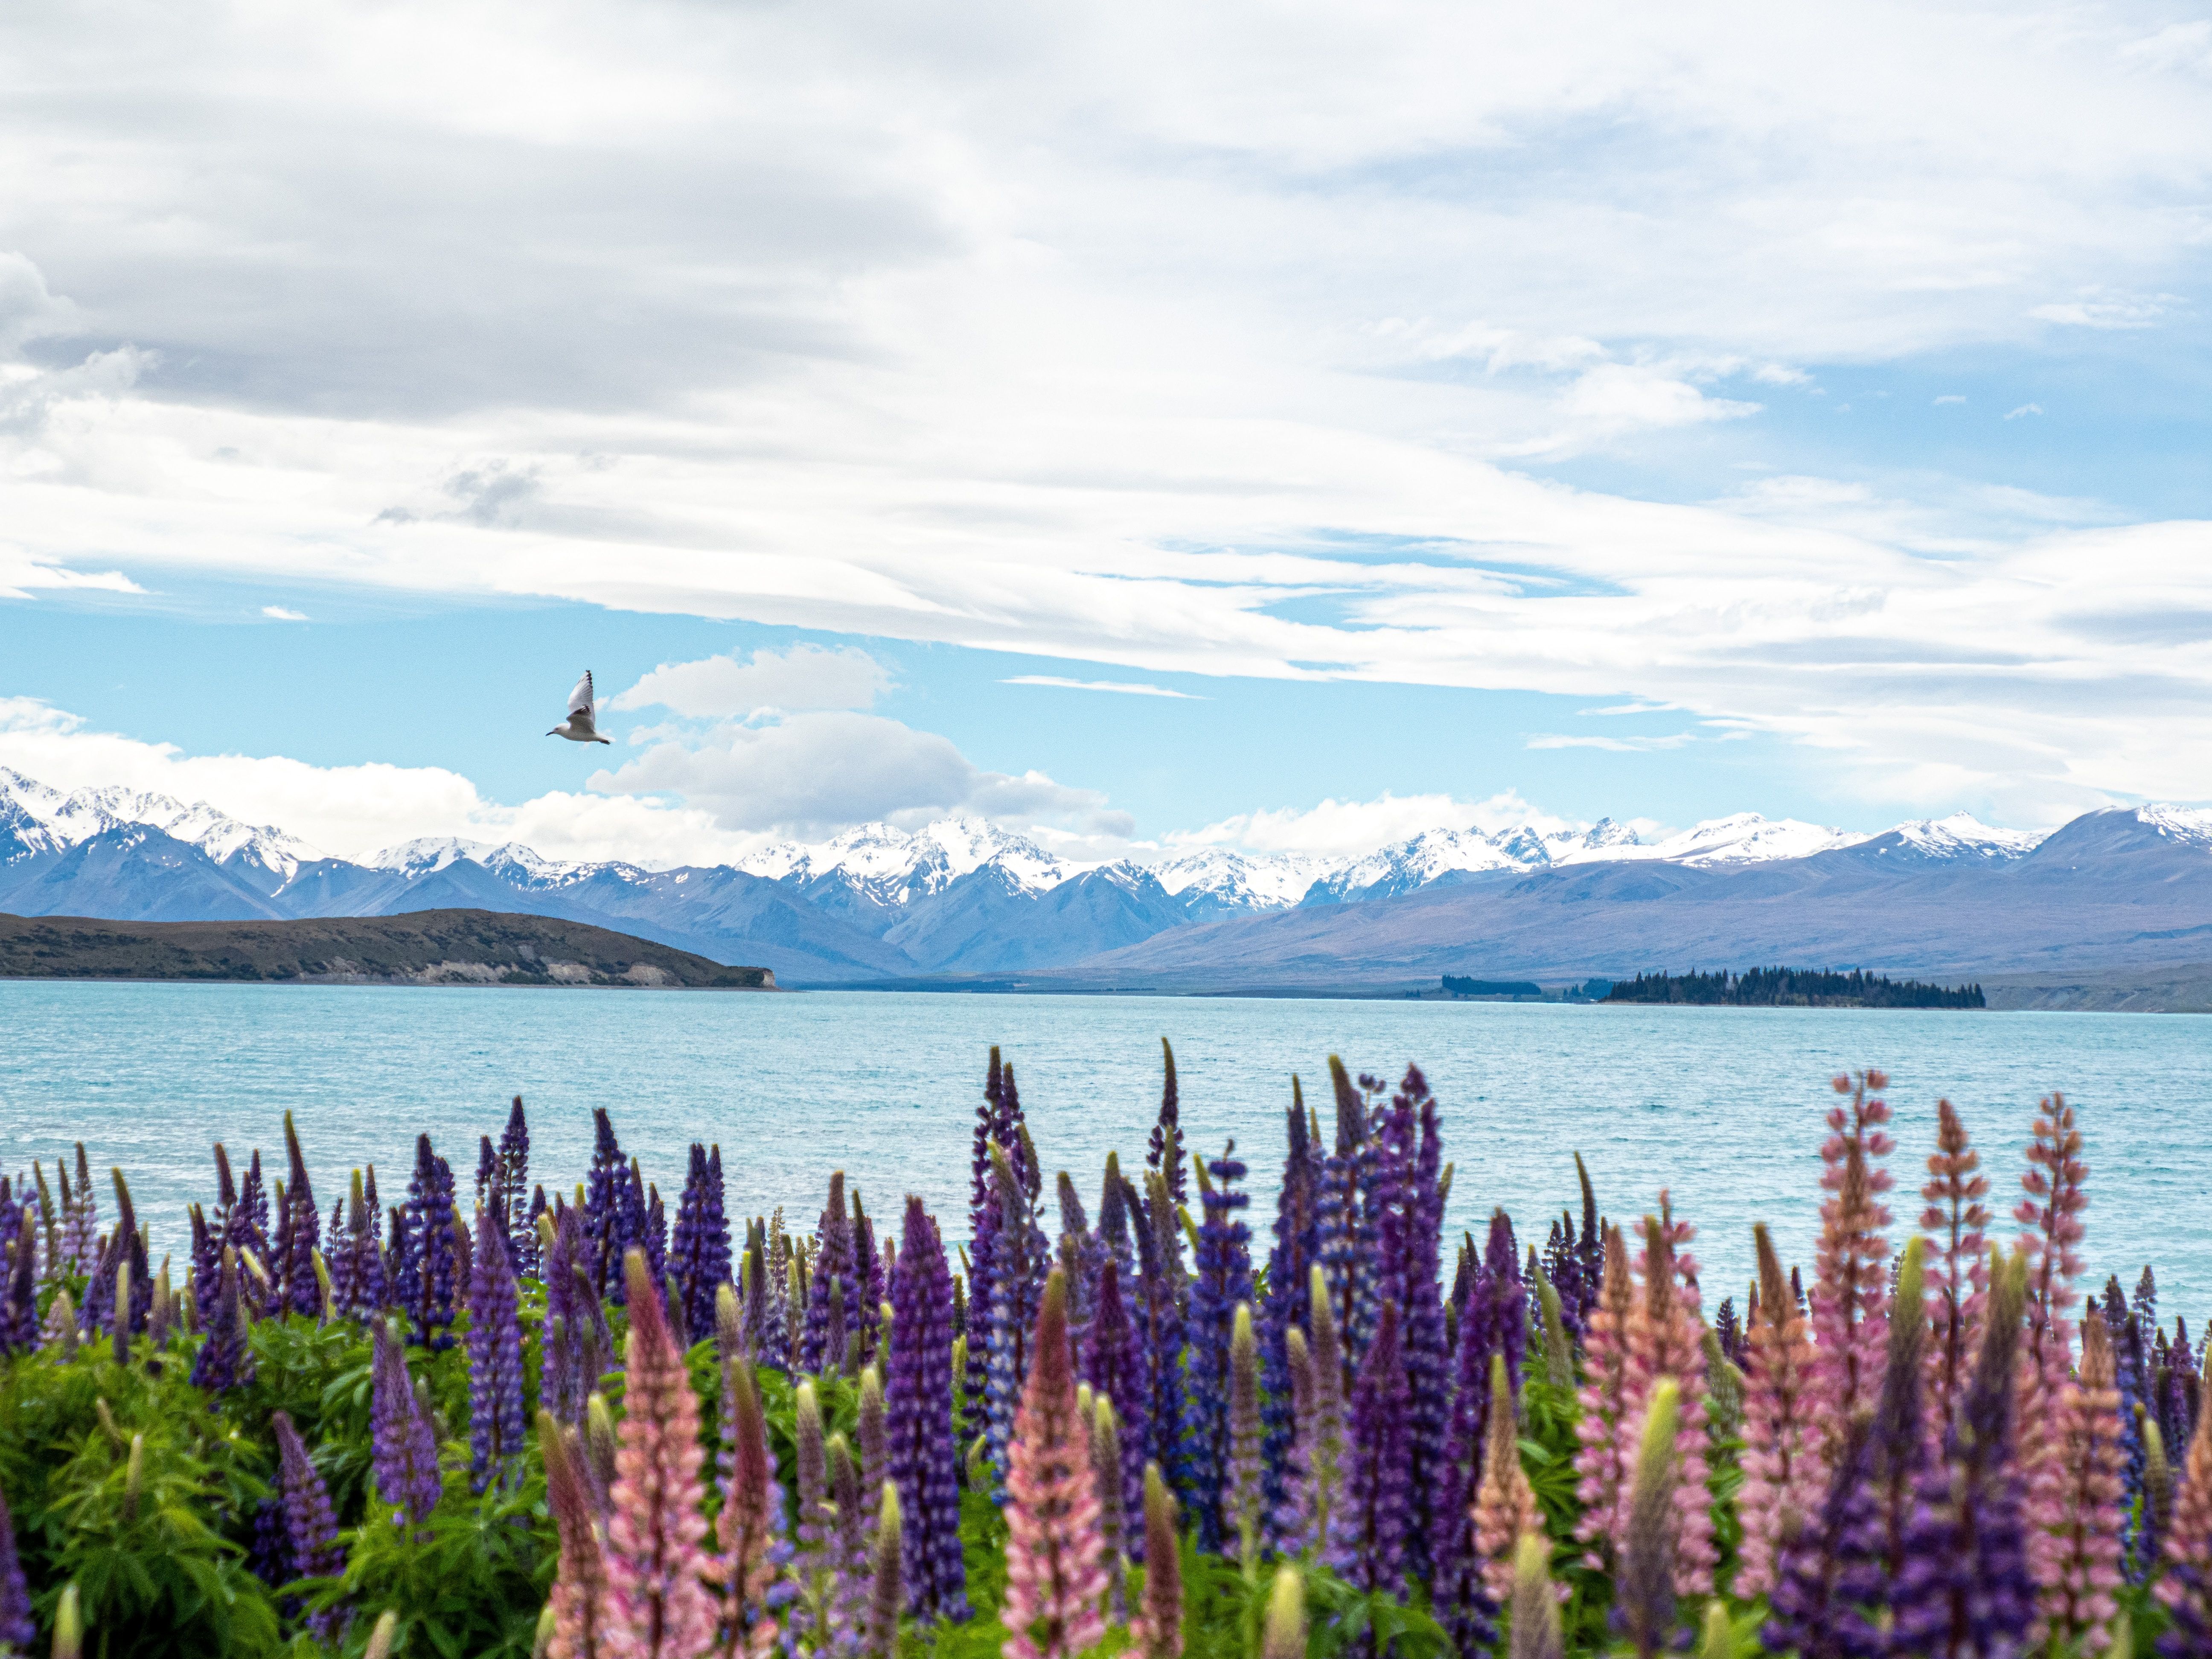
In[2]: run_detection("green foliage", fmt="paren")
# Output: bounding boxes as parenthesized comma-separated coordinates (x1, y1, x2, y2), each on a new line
(326, 1460, 552, 1659)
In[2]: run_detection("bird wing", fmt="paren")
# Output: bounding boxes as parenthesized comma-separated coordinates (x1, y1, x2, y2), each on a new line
(567, 670, 595, 718)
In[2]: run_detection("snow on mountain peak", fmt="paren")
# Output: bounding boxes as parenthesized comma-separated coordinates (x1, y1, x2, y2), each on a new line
(363, 836, 499, 874)
(0, 768, 322, 877)
(1605, 812, 1868, 867)
(2132, 803, 2212, 846)
(1888, 812, 2046, 860)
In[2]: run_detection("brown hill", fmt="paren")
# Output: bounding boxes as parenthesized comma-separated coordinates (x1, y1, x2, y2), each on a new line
(0, 909, 775, 989)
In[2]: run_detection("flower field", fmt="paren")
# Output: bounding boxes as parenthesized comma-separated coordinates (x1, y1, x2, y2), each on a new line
(0, 1045, 2195, 1659)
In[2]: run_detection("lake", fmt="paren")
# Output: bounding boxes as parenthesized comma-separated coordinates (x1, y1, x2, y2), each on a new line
(2, 981, 2206, 1317)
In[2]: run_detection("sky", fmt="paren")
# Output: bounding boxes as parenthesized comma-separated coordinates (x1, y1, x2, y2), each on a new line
(4, 0, 2212, 865)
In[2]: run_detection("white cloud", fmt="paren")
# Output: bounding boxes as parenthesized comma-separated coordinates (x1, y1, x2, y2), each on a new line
(1170, 789, 1575, 858)
(0, 552, 143, 599)
(260, 605, 308, 620)
(1001, 676, 1200, 699)
(2006, 403, 2045, 419)
(609, 643, 890, 718)
(1934, 394, 1966, 405)
(595, 710, 1129, 841)
(1526, 732, 1695, 751)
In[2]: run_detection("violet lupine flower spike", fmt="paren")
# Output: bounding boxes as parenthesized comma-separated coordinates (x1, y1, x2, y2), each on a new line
(1811, 1070, 1895, 1473)
(886, 1196, 968, 1621)
(1737, 1222, 1821, 1598)
(583, 1109, 631, 1300)
(280, 1111, 322, 1318)
(0, 1474, 33, 1653)
(189, 1246, 252, 1393)
(1327, 1298, 1412, 1597)
(1317, 1057, 1375, 1387)
(1083, 1257, 1148, 1558)
(272, 1411, 349, 1643)
(1146, 1038, 1186, 1208)
(1891, 1246, 2036, 1659)
(0, 1233, 36, 1358)
(1920, 1098, 1989, 1436)
(499, 1095, 532, 1272)
(543, 1409, 615, 1659)
(967, 1048, 1013, 1446)
(1182, 1141, 1253, 1552)
(604, 1248, 718, 1659)
(672, 1142, 732, 1341)
(986, 1140, 1050, 1491)
(1001, 1271, 1107, 1659)
(1135, 1169, 1191, 1515)
(397, 1133, 459, 1350)
(1258, 1079, 1320, 1548)
(370, 1317, 444, 1533)
(468, 1204, 527, 1493)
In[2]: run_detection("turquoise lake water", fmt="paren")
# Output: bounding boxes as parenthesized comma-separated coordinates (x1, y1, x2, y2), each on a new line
(1, 982, 2206, 1317)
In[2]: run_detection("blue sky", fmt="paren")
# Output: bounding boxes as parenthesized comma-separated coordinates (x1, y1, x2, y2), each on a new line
(3, 0, 2209, 863)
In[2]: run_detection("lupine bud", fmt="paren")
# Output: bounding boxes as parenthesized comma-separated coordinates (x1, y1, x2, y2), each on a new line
(1508, 1533, 1563, 1659)
(362, 1609, 399, 1659)
(1138, 1463, 1183, 1659)
(869, 1484, 904, 1659)
(53, 1583, 82, 1659)
(1618, 1379, 1681, 1659)
(1260, 1566, 1304, 1659)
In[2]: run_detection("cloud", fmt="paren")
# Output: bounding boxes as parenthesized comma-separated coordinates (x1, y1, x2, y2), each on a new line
(1170, 789, 1576, 858)
(2031, 292, 2173, 329)
(609, 644, 890, 718)
(1526, 732, 1695, 751)
(593, 710, 1129, 840)
(1934, 394, 1966, 405)
(260, 605, 308, 620)
(0, 553, 143, 599)
(2005, 403, 2045, 419)
(1001, 676, 1201, 699)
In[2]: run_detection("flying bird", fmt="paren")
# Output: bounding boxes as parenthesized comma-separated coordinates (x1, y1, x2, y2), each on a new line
(547, 670, 612, 744)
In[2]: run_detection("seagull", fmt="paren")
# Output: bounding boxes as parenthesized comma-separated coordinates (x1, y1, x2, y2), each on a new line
(547, 670, 612, 744)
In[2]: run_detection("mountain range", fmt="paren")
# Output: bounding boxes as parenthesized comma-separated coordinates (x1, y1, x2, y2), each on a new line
(2, 765, 2206, 991)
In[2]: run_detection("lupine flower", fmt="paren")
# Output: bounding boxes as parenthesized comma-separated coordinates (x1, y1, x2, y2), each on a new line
(1137, 1464, 1183, 1659)
(499, 1096, 533, 1270)
(886, 1196, 968, 1621)
(1054, 1172, 1103, 1365)
(868, 1485, 903, 1659)
(1328, 1298, 1411, 1596)
(2159, 1337, 2212, 1653)
(1621, 1204, 1714, 1596)
(1261, 1565, 1305, 1659)
(1508, 1532, 1563, 1659)
(641, 1169, 667, 1289)
(1737, 1222, 1822, 1598)
(1891, 1247, 2035, 1659)
(1616, 1378, 1680, 1659)
(1431, 1235, 1506, 1659)
(671, 1143, 732, 1341)
(2032, 1307, 2125, 1650)
(543, 1409, 615, 1659)
(1867, 1236, 1931, 1584)
(340, 1169, 389, 1321)
(967, 1049, 1019, 1445)
(1083, 1258, 1148, 1558)
(1811, 1071, 1895, 1473)
(604, 1248, 718, 1658)
(278, 1112, 322, 1318)
(190, 1247, 251, 1392)
(827, 1436, 875, 1651)
(1225, 1303, 1264, 1573)
(1098, 1151, 1136, 1287)
(1388, 1068, 1455, 1584)
(370, 1317, 443, 1531)
(1254, 1084, 1318, 1538)
(469, 1205, 527, 1493)
(1573, 1225, 1635, 1573)
(1146, 1038, 1187, 1208)
(396, 1134, 459, 1349)
(1473, 1352, 1542, 1606)
(1763, 1412, 1880, 1659)
(1001, 1271, 1107, 1659)
(715, 1330, 790, 1659)
(0, 1233, 36, 1357)
(987, 1141, 1050, 1489)
(272, 1411, 348, 1642)
(582, 1110, 634, 1300)
(1183, 1143, 1253, 1551)
(58, 1143, 97, 1275)
(1293, 1265, 1348, 1559)
(1092, 1395, 1129, 1621)
(1316, 1059, 1376, 1384)
(2017, 1091, 2089, 1550)
(1134, 1169, 1190, 1516)
(1921, 1098, 1990, 1435)
(804, 1173, 861, 1375)
(0, 1475, 34, 1653)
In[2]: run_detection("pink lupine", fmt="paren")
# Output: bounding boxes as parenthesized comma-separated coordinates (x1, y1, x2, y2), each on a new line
(1572, 1225, 1634, 1573)
(1001, 1270, 1106, 1659)
(1919, 1097, 1989, 1436)
(1470, 1351, 1541, 1605)
(1810, 1071, 1893, 1472)
(604, 1248, 718, 1659)
(2016, 1093, 2088, 1500)
(543, 1409, 616, 1659)
(1621, 1200, 1713, 1597)
(1735, 1223, 1820, 1599)
(2031, 1307, 2125, 1650)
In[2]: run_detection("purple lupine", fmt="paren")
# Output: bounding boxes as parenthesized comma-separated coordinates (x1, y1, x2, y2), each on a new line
(583, 1108, 629, 1299)
(190, 1247, 252, 1393)
(1765, 1414, 1884, 1659)
(60, 1143, 98, 1275)
(985, 1136, 1050, 1489)
(541, 1203, 587, 1425)
(0, 1228, 37, 1356)
(1388, 1067, 1454, 1583)
(523, 1184, 549, 1282)
(235, 1147, 271, 1261)
(805, 1172, 862, 1375)
(468, 1205, 526, 1492)
(334, 1170, 387, 1321)
(247, 1496, 294, 1593)
(1328, 1298, 1412, 1597)
(187, 1202, 218, 1309)
(1260, 1083, 1321, 1546)
(1471, 1211, 1528, 1394)
(1098, 1151, 1137, 1286)
(0, 1474, 32, 1652)
(854, 1191, 885, 1364)
(279, 1112, 322, 1318)
(396, 1134, 459, 1350)
(1055, 1171, 1104, 1369)
(1318, 1059, 1377, 1385)
(370, 1317, 444, 1531)
(638, 1163, 667, 1286)
(1182, 1141, 1253, 1551)
(887, 1196, 969, 1621)
(1084, 1258, 1150, 1560)
(1890, 1249, 2034, 1659)
(498, 1097, 532, 1275)
(81, 1172, 151, 1340)
(966, 1048, 1016, 1446)
(671, 1142, 732, 1340)
(1542, 1155, 1606, 1346)
(1146, 1037, 1187, 1208)
(272, 1410, 349, 1642)
(1431, 1211, 1523, 1659)
(1135, 1167, 1191, 1517)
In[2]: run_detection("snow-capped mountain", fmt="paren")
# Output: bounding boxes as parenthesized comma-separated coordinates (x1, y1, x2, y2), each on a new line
(1151, 848, 1330, 920)
(0, 767, 322, 891)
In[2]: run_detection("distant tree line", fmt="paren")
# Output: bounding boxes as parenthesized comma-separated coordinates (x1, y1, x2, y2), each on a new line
(1440, 974, 1544, 998)
(1604, 966, 1985, 1008)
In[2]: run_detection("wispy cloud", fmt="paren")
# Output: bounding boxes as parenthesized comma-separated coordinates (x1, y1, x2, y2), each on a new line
(2006, 403, 2045, 420)
(1934, 394, 1966, 405)
(260, 605, 308, 621)
(1002, 676, 1202, 699)
(1526, 732, 1696, 752)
